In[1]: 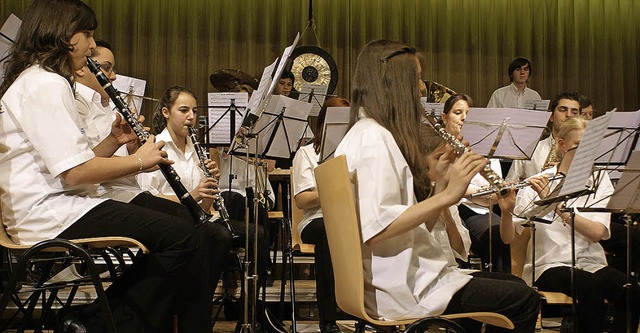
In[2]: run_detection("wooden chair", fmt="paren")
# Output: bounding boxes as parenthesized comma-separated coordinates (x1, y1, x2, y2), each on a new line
(0, 204, 149, 332)
(314, 155, 514, 332)
(510, 228, 573, 305)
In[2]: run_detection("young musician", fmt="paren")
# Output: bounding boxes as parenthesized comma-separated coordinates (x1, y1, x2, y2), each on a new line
(441, 94, 511, 272)
(506, 91, 581, 183)
(0, 1, 211, 332)
(137, 86, 269, 285)
(487, 57, 541, 109)
(334, 39, 539, 332)
(500, 116, 640, 333)
(292, 97, 349, 333)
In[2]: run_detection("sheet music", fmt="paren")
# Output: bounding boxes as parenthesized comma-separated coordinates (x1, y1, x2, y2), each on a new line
(522, 99, 550, 111)
(297, 83, 328, 117)
(421, 100, 444, 118)
(266, 32, 301, 99)
(234, 95, 311, 159)
(0, 14, 21, 83)
(461, 108, 549, 159)
(559, 112, 612, 197)
(595, 109, 640, 164)
(247, 58, 278, 117)
(206, 92, 248, 145)
(111, 74, 147, 115)
(320, 107, 350, 162)
(606, 151, 640, 212)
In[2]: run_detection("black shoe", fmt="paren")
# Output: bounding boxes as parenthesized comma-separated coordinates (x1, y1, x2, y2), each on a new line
(320, 321, 342, 333)
(56, 312, 88, 333)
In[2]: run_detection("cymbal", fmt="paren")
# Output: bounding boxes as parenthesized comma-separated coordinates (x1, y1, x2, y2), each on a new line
(209, 69, 259, 92)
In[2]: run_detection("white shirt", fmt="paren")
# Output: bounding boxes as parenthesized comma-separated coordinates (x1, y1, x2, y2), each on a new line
(0, 65, 107, 244)
(292, 144, 323, 236)
(137, 128, 203, 197)
(431, 206, 472, 267)
(506, 135, 554, 183)
(75, 83, 141, 202)
(217, 148, 275, 204)
(512, 168, 613, 285)
(461, 158, 502, 214)
(486, 83, 542, 109)
(335, 117, 472, 321)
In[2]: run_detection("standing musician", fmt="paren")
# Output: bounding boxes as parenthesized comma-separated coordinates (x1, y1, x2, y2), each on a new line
(0, 0, 212, 332)
(334, 39, 539, 332)
(292, 97, 349, 333)
(441, 94, 511, 272)
(500, 116, 640, 333)
(487, 57, 541, 109)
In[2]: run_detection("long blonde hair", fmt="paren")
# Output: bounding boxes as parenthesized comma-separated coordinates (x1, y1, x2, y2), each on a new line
(350, 40, 431, 201)
(556, 115, 588, 159)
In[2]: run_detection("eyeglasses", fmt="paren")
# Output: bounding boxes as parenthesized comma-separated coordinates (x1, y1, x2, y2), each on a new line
(97, 62, 115, 74)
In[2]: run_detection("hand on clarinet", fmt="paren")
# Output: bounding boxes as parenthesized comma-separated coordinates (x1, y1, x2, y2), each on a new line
(204, 159, 221, 181)
(134, 135, 173, 172)
(191, 177, 220, 202)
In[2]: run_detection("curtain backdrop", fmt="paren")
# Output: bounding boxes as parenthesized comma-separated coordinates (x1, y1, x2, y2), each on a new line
(1, 0, 638, 121)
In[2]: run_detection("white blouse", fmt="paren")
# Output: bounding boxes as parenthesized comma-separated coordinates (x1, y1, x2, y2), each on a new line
(335, 117, 472, 321)
(513, 167, 613, 285)
(291, 144, 323, 236)
(0, 65, 106, 244)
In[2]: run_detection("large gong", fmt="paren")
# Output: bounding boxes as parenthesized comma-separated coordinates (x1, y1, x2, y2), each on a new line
(289, 45, 338, 96)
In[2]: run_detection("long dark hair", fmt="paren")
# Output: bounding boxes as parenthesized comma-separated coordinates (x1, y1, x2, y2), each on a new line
(152, 85, 197, 134)
(350, 40, 431, 201)
(0, 0, 97, 97)
(314, 97, 350, 154)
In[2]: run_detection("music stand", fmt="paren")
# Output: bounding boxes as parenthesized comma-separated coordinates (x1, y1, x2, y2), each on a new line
(522, 99, 550, 111)
(580, 151, 640, 333)
(594, 109, 640, 166)
(461, 108, 550, 160)
(0, 14, 20, 82)
(319, 107, 350, 163)
(203, 92, 249, 146)
(297, 83, 328, 117)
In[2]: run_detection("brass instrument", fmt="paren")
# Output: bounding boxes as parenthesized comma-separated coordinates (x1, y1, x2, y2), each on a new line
(424, 80, 456, 103)
(471, 174, 565, 197)
(424, 112, 506, 195)
(542, 139, 559, 171)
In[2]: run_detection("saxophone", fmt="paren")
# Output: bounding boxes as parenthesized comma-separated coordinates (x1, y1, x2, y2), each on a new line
(188, 127, 239, 239)
(541, 139, 559, 171)
(86, 57, 210, 227)
(424, 112, 506, 195)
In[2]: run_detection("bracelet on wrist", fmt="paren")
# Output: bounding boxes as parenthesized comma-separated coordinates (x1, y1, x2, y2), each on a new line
(133, 153, 144, 172)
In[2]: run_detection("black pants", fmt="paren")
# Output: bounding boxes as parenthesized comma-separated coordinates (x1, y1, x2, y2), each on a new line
(301, 217, 338, 323)
(536, 265, 640, 333)
(444, 271, 540, 333)
(57, 194, 232, 333)
(459, 205, 511, 273)
(601, 218, 640, 279)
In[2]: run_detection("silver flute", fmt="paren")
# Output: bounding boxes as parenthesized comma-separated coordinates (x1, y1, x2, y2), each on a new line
(470, 174, 565, 197)
(188, 126, 239, 239)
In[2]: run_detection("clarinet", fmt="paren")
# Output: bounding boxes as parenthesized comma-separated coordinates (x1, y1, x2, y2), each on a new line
(188, 127, 239, 239)
(424, 112, 506, 196)
(86, 56, 210, 227)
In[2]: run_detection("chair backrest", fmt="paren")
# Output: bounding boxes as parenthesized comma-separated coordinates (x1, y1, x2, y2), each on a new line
(509, 227, 531, 279)
(290, 174, 315, 254)
(315, 155, 408, 325)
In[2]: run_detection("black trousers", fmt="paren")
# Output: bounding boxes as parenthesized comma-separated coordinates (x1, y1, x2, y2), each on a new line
(443, 271, 540, 333)
(536, 265, 640, 333)
(301, 217, 338, 323)
(57, 193, 232, 333)
(459, 205, 511, 273)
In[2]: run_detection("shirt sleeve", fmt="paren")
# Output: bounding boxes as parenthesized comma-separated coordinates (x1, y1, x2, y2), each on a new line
(136, 170, 163, 196)
(343, 132, 411, 243)
(486, 90, 499, 108)
(17, 78, 94, 177)
(292, 147, 316, 196)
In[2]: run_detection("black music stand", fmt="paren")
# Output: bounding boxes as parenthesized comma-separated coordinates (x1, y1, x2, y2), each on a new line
(297, 83, 329, 117)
